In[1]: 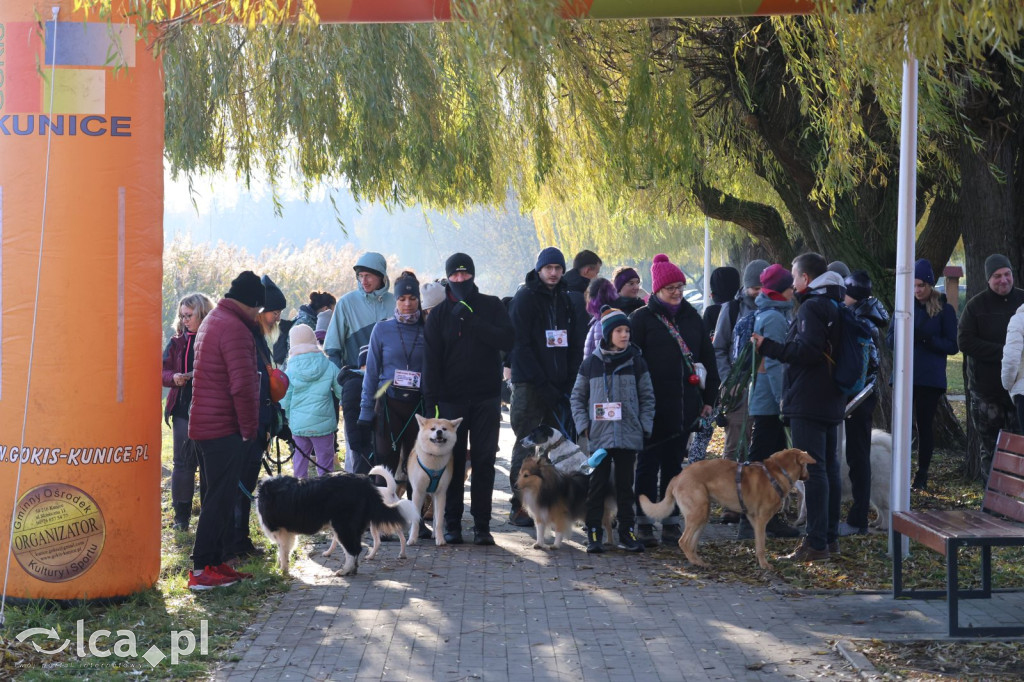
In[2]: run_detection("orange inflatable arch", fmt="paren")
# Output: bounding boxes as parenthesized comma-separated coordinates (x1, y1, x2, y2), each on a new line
(0, 0, 811, 601)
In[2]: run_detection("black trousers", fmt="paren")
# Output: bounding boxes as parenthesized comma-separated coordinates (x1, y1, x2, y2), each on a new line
(342, 373, 373, 474)
(748, 414, 788, 463)
(229, 437, 265, 555)
(914, 386, 944, 478)
(192, 434, 245, 570)
(374, 394, 424, 477)
(440, 397, 501, 530)
(844, 393, 876, 528)
(585, 448, 636, 531)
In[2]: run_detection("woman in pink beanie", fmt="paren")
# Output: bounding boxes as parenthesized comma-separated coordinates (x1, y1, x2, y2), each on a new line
(628, 254, 720, 546)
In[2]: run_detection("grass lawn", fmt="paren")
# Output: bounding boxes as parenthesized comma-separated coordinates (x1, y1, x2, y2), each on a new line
(0, 418, 292, 680)
(946, 352, 965, 394)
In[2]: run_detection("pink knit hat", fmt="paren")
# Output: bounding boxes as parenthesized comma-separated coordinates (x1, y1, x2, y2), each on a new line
(650, 254, 686, 294)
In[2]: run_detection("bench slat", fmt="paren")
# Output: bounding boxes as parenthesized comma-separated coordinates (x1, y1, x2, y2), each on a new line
(996, 430, 1024, 455)
(984, 491, 1024, 524)
(991, 451, 1024, 481)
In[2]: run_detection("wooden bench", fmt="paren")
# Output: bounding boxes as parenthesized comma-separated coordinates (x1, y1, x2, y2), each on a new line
(892, 430, 1024, 637)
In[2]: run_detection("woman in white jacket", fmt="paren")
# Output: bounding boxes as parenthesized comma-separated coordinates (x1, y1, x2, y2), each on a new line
(1000, 302, 1024, 429)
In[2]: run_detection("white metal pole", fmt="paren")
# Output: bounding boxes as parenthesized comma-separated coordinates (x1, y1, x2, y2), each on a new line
(703, 219, 712, 313)
(890, 48, 918, 558)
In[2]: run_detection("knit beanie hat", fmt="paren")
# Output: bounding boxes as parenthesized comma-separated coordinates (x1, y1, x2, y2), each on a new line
(445, 253, 475, 278)
(844, 270, 872, 301)
(572, 250, 602, 270)
(827, 261, 851, 279)
(289, 323, 321, 357)
(759, 264, 794, 296)
(420, 281, 446, 311)
(613, 267, 640, 293)
(914, 258, 935, 286)
(225, 271, 266, 308)
(393, 273, 420, 300)
(535, 246, 567, 272)
(985, 254, 1013, 280)
(650, 254, 686, 293)
(314, 310, 332, 343)
(260, 275, 287, 312)
(709, 266, 741, 304)
(599, 306, 630, 344)
(743, 259, 770, 289)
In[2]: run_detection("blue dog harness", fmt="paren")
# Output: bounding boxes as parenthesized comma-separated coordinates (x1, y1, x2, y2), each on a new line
(417, 456, 447, 494)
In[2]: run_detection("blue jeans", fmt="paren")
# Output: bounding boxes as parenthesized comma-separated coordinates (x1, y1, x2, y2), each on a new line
(789, 418, 839, 551)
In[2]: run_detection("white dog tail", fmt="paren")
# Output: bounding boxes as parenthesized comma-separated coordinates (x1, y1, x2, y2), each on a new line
(638, 493, 676, 522)
(369, 465, 398, 501)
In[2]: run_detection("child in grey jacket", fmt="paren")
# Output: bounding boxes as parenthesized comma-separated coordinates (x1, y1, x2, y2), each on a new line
(571, 307, 656, 553)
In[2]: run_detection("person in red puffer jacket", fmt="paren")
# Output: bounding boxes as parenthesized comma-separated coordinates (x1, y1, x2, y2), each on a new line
(187, 271, 264, 591)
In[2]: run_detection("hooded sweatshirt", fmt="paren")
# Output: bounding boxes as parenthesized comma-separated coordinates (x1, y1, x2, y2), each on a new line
(323, 252, 396, 368)
(758, 270, 846, 424)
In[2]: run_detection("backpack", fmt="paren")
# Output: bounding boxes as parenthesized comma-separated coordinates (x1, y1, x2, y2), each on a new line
(730, 309, 760, 363)
(719, 310, 760, 413)
(828, 301, 873, 396)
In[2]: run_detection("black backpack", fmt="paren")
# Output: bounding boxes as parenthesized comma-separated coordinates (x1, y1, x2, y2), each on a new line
(827, 301, 873, 396)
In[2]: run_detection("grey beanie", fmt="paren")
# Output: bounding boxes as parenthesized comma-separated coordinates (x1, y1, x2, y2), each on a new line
(985, 254, 1013, 280)
(420, 281, 446, 311)
(827, 261, 851, 279)
(743, 259, 770, 289)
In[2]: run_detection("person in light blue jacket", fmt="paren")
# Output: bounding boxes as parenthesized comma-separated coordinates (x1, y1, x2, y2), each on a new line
(324, 251, 396, 473)
(281, 324, 344, 478)
(359, 272, 427, 480)
(740, 264, 800, 540)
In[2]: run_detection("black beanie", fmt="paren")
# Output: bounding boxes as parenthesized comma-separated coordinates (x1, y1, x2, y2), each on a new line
(394, 273, 420, 299)
(709, 266, 741, 304)
(260, 275, 287, 312)
(445, 253, 475, 278)
(844, 270, 872, 301)
(225, 271, 266, 308)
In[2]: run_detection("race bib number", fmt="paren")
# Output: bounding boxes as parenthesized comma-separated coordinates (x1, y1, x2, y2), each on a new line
(546, 329, 568, 347)
(593, 402, 622, 421)
(393, 369, 421, 389)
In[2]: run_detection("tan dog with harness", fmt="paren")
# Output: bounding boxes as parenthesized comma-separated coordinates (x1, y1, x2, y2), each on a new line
(639, 448, 814, 569)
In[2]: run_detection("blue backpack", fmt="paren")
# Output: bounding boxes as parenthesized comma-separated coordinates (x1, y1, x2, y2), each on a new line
(729, 309, 760, 363)
(828, 301, 873, 396)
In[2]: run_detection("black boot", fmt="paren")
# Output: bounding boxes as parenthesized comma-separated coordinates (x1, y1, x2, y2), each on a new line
(736, 517, 754, 540)
(912, 471, 928, 491)
(473, 524, 495, 546)
(443, 525, 464, 545)
(617, 528, 644, 553)
(172, 503, 191, 531)
(765, 513, 800, 538)
(586, 528, 605, 554)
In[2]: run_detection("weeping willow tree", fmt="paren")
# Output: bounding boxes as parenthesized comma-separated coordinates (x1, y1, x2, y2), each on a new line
(87, 0, 1022, 463)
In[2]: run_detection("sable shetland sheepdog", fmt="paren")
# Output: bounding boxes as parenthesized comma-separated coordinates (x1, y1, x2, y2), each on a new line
(256, 472, 419, 577)
(515, 454, 615, 550)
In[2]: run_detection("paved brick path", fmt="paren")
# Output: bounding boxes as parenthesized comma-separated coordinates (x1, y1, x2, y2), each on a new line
(214, 417, 1022, 681)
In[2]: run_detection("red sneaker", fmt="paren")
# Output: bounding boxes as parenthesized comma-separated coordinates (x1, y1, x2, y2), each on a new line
(188, 567, 237, 591)
(212, 563, 251, 580)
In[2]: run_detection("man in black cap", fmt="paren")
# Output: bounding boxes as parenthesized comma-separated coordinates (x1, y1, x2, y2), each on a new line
(563, 250, 602, 349)
(958, 254, 1024, 478)
(506, 247, 585, 526)
(423, 253, 514, 545)
(187, 271, 265, 590)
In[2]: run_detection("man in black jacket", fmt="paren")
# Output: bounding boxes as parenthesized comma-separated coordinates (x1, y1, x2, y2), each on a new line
(958, 254, 1024, 479)
(563, 250, 602, 349)
(507, 247, 585, 526)
(755, 252, 845, 562)
(423, 253, 514, 545)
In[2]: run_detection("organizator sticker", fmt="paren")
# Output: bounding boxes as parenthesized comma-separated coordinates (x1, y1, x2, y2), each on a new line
(11, 483, 105, 582)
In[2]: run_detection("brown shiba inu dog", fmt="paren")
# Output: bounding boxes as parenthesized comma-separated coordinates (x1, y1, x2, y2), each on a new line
(640, 448, 814, 570)
(406, 414, 463, 546)
(516, 454, 615, 550)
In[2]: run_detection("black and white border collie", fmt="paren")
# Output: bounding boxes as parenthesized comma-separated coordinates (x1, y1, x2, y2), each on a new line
(256, 471, 419, 577)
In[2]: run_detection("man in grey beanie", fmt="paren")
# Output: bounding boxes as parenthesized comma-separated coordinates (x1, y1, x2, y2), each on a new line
(958, 253, 1024, 479)
(713, 259, 769, 520)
